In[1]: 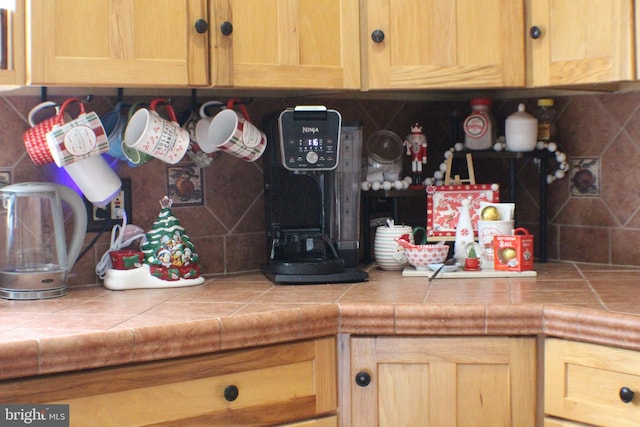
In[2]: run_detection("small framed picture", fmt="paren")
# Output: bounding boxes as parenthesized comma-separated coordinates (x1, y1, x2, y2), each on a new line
(570, 157, 599, 197)
(0, 169, 11, 188)
(426, 183, 500, 241)
(166, 163, 204, 207)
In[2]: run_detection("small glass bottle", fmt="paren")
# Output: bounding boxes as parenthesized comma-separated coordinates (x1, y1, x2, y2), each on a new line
(535, 98, 557, 142)
(463, 98, 496, 150)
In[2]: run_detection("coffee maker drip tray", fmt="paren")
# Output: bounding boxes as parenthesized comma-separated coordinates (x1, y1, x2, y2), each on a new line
(265, 257, 344, 276)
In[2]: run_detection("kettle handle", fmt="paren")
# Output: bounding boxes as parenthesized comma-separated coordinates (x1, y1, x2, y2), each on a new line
(56, 185, 88, 270)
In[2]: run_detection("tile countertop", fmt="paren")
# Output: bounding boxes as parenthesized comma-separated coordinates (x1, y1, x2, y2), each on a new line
(2, 262, 640, 381)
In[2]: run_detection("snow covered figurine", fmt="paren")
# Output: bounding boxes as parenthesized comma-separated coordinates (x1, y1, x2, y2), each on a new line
(404, 123, 427, 185)
(103, 196, 205, 290)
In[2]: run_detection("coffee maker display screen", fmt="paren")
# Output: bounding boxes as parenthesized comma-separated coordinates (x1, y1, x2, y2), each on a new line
(305, 138, 322, 148)
(278, 106, 341, 171)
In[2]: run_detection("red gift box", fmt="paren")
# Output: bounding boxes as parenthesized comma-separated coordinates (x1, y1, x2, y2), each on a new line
(493, 228, 534, 272)
(110, 250, 144, 270)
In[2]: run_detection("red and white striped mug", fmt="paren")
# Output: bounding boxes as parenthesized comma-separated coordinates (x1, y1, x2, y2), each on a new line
(23, 98, 83, 165)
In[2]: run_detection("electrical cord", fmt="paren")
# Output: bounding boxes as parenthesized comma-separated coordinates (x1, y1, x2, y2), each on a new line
(95, 211, 146, 279)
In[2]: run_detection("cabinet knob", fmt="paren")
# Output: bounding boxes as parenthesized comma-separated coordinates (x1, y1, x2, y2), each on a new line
(529, 26, 542, 39)
(620, 386, 634, 403)
(371, 29, 385, 43)
(355, 371, 371, 387)
(221, 21, 234, 36)
(224, 384, 239, 401)
(194, 19, 209, 34)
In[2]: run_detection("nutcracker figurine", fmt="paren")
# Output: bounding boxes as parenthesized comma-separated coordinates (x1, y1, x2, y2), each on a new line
(404, 123, 427, 185)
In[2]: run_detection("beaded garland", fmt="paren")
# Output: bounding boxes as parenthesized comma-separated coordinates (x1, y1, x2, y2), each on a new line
(423, 137, 569, 187)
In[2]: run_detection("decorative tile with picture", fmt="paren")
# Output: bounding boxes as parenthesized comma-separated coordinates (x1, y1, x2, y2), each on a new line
(166, 163, 204, 207)
(570, 157, 599, 197)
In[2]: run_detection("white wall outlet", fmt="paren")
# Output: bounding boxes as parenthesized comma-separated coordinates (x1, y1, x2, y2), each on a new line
(85, 178, 132, 232)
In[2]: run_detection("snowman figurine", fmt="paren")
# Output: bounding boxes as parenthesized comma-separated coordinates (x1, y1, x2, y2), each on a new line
(404, 123, 427, 185)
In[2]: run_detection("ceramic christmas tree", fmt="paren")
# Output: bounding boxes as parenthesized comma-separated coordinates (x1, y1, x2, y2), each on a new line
(103, 196, 205, 290)
(141, 196, 201, 281)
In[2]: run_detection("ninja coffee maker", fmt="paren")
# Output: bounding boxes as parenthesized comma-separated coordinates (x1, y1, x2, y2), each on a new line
(261, 106, 368, 284)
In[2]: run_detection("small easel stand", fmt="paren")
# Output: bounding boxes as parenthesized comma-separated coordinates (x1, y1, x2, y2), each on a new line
(444, 152, 475, 185)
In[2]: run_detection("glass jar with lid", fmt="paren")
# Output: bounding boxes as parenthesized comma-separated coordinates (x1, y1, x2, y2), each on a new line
(535, 98, 557, 142)
(463, 98, 496, 150)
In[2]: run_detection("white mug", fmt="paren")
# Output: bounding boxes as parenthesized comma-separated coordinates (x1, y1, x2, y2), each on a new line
(208, 99, 267, 162)
(374, 224, 414, 270)
(63, 155, 122, 208)
(477, 220, 514, 269)
(195, 100, 224, 153)
(124, 98, 190, 164)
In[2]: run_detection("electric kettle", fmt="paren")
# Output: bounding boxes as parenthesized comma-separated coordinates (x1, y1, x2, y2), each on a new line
(0, 183, 87, 299)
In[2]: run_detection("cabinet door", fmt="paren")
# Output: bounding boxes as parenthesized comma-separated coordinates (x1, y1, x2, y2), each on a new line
(362, 0, 525, 89)
(351, 336, 536, 427)
(545, 338, 640, 427)
(526, 0, 634, 86)
(0, 0, 25, 86)
(27, 0, 209, 87)
(211, 0, 360, 89)
(0, 337, 337, 426)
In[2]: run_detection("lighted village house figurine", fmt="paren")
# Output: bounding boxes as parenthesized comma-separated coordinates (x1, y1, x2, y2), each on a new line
(103, 196, 205, 290)
(404, 123, 427, 185)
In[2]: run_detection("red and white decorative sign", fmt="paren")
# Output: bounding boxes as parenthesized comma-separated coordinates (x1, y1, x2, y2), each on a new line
(426, 183, 500, 240)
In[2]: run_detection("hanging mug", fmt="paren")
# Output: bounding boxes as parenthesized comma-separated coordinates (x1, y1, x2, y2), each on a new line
(46, 104, 109, 167)
(23, 98, 81, 166)
(182, 101, 223, 168)
(195, 100, 225, 153)
(120, 101, 153, 167)
(102, 101, 130, 161)
(124, 98, 190, 164)
(63, 155, 122, 208)
(207, 98, 267, 162)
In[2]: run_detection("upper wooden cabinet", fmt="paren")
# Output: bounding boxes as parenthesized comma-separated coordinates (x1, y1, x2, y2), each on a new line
(526, 0, 635, 87)
(0, 0, 25, 86)
(210, 0, 361, 89)
(27, 0, 209, 87)
(361, 0, 526, 90)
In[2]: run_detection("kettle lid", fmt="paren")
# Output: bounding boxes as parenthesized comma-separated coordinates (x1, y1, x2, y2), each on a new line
(0, 182, 61, 194)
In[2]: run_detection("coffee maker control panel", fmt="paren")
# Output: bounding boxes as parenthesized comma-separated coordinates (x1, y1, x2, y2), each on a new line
(278, 106, 341, 171)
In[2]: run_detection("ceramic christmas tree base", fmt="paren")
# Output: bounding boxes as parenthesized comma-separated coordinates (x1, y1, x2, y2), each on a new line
(103, 263, 205, 290)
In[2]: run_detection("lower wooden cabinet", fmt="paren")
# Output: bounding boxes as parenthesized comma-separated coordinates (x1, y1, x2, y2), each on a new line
(545, 338, 640, 427)
(0, 337, 336, 426)
(349, 336, 537, 427)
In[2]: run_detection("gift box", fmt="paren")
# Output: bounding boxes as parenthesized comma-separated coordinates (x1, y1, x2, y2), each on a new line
(493, 228, 534, 272)
(110, 250, 144, 270)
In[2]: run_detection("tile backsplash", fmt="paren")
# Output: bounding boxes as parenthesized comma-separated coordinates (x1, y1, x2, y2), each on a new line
(0, 90, 638, 286)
